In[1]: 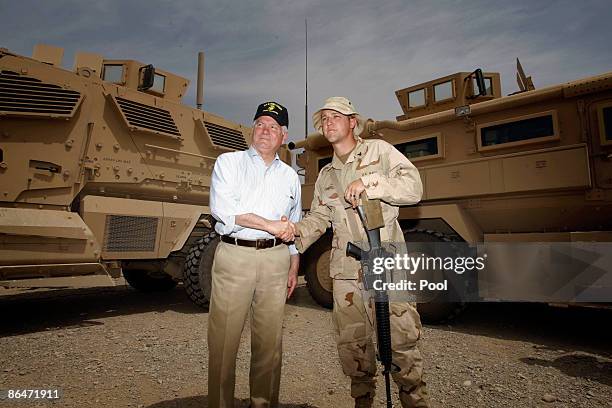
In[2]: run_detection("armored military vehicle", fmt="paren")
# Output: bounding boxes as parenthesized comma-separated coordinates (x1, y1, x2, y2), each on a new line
(290, 62, 612, 321)
(0, 44, 293, 306)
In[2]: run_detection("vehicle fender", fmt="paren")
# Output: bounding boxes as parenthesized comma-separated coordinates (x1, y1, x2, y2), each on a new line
(399, 204, 483, 243)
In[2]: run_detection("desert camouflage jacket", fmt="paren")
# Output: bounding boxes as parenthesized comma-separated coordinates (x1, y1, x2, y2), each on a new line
(295, 138, 423, 279)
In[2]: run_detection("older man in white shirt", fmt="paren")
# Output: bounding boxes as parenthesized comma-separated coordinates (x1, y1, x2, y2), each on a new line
(208, 101, 300, 408)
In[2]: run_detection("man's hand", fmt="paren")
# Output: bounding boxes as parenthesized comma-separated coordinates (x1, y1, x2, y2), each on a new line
(287, 254, 299, 299)
(345, 179, 366, 208)
(268, 217, 295, 242)
(287, 268, 298, 299)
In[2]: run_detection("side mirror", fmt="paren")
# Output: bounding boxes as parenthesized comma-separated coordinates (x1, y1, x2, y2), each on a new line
(473, 68, 487, 97)
(138, 64, 155, 91)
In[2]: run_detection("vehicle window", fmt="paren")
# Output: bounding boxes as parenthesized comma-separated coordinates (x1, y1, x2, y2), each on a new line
(481, 115, 554, 147)
(102, 64, 124, 84)
(408, 88, 426, 108)
(473, 77, 493, 96)
(603, 106, 612, 142)
(396, 136, 439, 159)
(434, 80, 453, 101)
(151, 73, 166, 93)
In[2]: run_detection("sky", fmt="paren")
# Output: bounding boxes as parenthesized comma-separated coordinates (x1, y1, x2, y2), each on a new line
(1, 0, 611, 143)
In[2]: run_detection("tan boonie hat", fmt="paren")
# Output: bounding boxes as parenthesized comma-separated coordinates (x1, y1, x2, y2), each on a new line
(312, 96, 364, 137)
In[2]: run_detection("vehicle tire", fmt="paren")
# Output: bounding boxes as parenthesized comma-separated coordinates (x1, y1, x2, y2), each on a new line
(303, 233, 333, 309)
(122, 268, 178, 292)
(403, 229, 467, 324)
(183, 230, 219, 308)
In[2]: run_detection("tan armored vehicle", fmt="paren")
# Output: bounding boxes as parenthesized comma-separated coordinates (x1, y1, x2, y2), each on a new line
(0, 44, 292, 305)
(291, 63, 612, 321)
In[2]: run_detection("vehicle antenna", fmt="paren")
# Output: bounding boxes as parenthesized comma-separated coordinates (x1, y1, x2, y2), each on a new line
(305, 18, 308, 139)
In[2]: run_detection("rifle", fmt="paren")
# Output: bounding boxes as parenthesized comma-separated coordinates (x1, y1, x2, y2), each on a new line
(346, 198, 394, 408)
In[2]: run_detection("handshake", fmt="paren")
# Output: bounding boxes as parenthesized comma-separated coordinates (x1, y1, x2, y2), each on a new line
(268, 216, 298, 243)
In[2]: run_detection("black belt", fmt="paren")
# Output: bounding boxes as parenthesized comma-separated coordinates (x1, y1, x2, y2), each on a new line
(220, 235, 284, 250)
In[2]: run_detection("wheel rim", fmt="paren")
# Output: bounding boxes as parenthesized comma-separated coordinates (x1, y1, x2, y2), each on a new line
(315, 249, 333, 292)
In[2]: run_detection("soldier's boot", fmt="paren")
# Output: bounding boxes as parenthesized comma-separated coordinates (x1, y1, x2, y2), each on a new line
(354, 393, 374, 408)
(350, 377, 376, 404)
(398, 383, 429, 408)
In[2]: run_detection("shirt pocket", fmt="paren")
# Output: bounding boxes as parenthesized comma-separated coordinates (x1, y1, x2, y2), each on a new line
(354, 156, 384, 180)
(320, 185, 345, 213)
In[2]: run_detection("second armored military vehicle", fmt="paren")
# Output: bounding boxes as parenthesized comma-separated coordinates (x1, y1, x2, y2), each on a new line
(291, 62, 612, 321)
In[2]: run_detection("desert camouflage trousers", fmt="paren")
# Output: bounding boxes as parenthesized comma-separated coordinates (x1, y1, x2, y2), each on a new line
(332, 279, 429, 408)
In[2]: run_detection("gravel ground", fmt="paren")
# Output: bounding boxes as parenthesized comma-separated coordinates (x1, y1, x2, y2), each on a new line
(0, 280, 611, 408)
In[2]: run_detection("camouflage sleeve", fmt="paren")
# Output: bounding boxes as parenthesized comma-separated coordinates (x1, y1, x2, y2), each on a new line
(361, 142, 423, 206)
(294, 177, 332, 253)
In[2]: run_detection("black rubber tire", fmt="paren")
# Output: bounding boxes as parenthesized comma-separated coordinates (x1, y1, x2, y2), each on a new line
(122, 268, 178, 292)
(404, 229, 467, 324)
(183, 231, 219, 308)
(416, 298, 466, 324)
(303, 233, 333, 309)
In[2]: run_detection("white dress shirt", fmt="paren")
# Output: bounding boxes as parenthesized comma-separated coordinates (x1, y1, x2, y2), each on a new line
(210, 146, 301, 255)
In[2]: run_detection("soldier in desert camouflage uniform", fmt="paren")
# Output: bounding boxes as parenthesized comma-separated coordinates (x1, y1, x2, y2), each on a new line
(292, 97, 429, 408)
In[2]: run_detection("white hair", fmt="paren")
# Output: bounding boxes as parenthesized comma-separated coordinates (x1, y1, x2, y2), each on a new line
(252, 120, 288, 135)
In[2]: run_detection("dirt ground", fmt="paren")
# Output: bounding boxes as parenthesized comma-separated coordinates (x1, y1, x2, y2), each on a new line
(0, 280, 611, 408)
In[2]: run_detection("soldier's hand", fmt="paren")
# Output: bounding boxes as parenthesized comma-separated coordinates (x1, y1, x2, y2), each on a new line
(268, 219, 291, 241)
(345, 179, 366, 208)
(286, 218, 299, 237)
(275, 216, 295, 242)
(280, 216, 301, 239)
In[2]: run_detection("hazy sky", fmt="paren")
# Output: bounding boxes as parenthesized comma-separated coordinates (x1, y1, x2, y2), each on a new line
(1, 0, 611, 142)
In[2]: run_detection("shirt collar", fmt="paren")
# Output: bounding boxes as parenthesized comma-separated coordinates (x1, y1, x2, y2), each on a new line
(330, 140, 365, 169)
(248, 145, 280, 164)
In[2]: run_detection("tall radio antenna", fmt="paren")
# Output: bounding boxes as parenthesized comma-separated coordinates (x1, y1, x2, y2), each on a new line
(305, 18, 308, 139)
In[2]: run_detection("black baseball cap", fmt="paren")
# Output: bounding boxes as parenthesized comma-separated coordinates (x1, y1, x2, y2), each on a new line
(253, 101, 289, 128)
